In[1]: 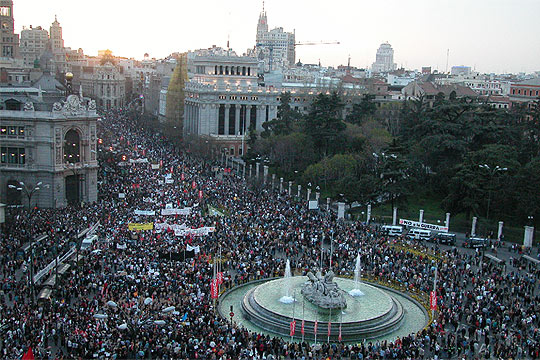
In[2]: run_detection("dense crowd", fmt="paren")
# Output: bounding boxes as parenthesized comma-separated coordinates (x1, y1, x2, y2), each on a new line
(1, 109, 540, 359)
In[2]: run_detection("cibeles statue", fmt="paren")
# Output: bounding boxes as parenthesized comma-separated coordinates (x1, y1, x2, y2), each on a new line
(302, 270, 347, 309)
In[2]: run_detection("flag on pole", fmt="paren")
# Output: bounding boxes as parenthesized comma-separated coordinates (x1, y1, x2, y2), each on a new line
(328, 320, 331, 337)
(22, 347, 34, 360)
(430, 291, 437, 311)
(338, 323, 342, 342)
(301, 319, 305, 335)
(289, 320, 296, 336)
(314, 319, 318, 335)
(210, 279, 219, 299)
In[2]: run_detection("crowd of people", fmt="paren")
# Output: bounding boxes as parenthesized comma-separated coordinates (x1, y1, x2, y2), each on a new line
(1, 109, 540, 359)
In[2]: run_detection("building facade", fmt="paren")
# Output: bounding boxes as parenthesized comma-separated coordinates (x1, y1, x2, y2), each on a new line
(0, 93, 99, 208)
(371, 42, 396, 73)
(79, 62, 126, 109)
(0, 0, 19, 58)
(255, 6, 295, 70)
(184, 54, 279, 156)
(20, 26, 48, 67)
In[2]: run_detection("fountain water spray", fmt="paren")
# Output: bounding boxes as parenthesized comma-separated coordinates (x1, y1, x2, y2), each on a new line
(279, 259, 295, 304)
(349, 254, 365, 297)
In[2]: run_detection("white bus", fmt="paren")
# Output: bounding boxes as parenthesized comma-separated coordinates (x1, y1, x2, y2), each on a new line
(382, 225, 403, 237)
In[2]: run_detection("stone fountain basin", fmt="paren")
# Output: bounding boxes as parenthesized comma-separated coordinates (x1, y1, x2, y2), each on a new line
(241, 277, 405, 341)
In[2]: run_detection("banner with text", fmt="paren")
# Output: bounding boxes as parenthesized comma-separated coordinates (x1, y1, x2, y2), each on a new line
(399, 218, 448, 232)
(128, 222, 154, 231)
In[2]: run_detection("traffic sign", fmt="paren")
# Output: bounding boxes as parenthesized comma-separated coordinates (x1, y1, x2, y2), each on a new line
(230, 311, 234, 318)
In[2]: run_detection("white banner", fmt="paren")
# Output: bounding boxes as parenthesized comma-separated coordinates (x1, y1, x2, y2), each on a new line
(161, 208, 192, 216)
(165, 178, 174, 184)
(151, 164, 160, 170)
(134, 210, 156, 216)
(308, 200, 319, 210)
(154, 223, 188, 233)
(399, 218, 448, 232)
(174, 226, 215, 237)
(118, 193, 126, 199)
(186, 244, 201, 254)
(129, 158, 148, 164)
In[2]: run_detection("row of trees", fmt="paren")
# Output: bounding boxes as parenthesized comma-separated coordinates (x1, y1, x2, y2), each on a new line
(248, 90, 540, 227)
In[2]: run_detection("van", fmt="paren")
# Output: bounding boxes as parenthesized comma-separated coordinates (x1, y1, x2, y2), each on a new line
(407, 228, 432, 241)
(431, 233, 456, 245)
(463, 237, 489, 249)
(382, 225, 403, 237)
(81, 234, 98, 250)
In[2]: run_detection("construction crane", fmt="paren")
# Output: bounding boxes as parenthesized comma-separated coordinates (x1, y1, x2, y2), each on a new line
(256, 40, 340, 72)
(294, 40, 340, 48)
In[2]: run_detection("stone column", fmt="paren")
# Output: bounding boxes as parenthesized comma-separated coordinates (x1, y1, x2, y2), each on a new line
(243, 163, 246, 178)
(256, 162, 260, 179)
(327, 198, 331, 211)
(337, 202, 345, 219)
(471, 217, 477, 237)
(419, 209, 424, 223)
(280, 177, 284, 193)
(224, 105, 230, 135)
(288, 181, 292, 195)
(263, 165, 268, 183)
(524, 226, 534, 247)
(315, 191, 320, 201)
(497, 221, 504, 241)
(445, 213, 450, 229)
(235, 105, 240, 135)
(297, 184, 301, 198)
(307, 188, 311, 201)
(392, 207, 398, 226)
(271, 173, 275, 188)
(249, 164, 252, 177)
(246, 106, 251, 132)
(367, 204, 372, 225)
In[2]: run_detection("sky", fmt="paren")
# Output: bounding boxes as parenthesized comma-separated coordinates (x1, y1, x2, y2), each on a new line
(14, 0, 540, 74)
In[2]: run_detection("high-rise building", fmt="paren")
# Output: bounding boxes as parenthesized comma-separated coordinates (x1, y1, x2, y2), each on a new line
(20, 26, 48, 67)
(49, 16, 68, 74)
(0, 0, 19, 58)
(255, 4, 295, 70)
(371, 42, 396, 73)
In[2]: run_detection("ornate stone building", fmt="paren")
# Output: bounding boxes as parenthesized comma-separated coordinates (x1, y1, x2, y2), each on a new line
(184, 54, 279, 157)
(0, 93, 98, 208)
(79, 62, 126, 109)
(0, 0, 19, 58)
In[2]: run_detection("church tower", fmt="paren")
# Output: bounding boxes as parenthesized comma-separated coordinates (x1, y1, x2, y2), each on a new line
(256, 1, 268, 44)
(0, 0, 19, 58)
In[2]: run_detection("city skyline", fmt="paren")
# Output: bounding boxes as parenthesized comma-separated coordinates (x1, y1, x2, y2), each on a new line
(15, 0, 540, 74)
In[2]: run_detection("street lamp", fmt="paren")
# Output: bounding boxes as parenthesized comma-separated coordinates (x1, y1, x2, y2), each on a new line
(94, 297, 177, 337)
(478, 164, 508, 222)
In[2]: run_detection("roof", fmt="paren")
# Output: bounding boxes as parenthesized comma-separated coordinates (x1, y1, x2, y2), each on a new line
(417, 81, 477, 97)
(32, 72, 64, 92)
(513, 77, 540, 86)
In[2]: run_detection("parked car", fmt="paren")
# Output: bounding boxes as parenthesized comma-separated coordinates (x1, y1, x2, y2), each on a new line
(463, 237, 489, 248)
(406, 228, 432, 241)
(431, 233, 456, 245)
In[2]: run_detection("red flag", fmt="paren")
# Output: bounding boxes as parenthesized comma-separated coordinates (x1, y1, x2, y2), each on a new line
(211, 279, 219, 299)
(22, 347, 34, 360)
(170, 166, 174, 174)
(181, 173, 185, 181)
(289, 320, 296, 336)
(198, 190, 203, 199)
(430, 291, 437, 311)
(192, 181, 197, 189)
(338, 323, 342, 342)
(217, 272, 223, 285)
(328, 320, 331, 336)
(314, 320, 318, 335)
(301, 319, 305, 335)
(160, 160, 163, 168)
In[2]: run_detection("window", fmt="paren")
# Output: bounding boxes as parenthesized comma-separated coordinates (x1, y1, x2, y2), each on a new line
(1, 147, 25, 164)
(1, 126, 24, 138)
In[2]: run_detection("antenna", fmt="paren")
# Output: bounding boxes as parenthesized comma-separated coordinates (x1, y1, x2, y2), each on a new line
(445, 49, 449, 74)
(263, 0, 265, 12)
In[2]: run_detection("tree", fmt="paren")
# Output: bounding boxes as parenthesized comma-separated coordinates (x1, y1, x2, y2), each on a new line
(346, 94, 376, 126)
(303, 92, 345, 157)
(165, 53, 188, 132)
(379, 139, 415, 209)
(261, 92, 301, 137)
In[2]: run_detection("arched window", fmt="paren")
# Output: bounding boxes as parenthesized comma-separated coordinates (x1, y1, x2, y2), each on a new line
(242, 66, 246, 75)
(64, 129, 80, 164)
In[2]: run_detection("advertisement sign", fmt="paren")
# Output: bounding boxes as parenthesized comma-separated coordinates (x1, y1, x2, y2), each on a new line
(399, 218, 448, 233)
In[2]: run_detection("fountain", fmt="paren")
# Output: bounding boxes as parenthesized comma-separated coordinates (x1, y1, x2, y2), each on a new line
(279, 259, 295, 304)
(349, 254, 365, 297)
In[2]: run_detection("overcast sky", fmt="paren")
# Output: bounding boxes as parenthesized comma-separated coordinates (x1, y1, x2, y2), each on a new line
(15, 0, 540, 74)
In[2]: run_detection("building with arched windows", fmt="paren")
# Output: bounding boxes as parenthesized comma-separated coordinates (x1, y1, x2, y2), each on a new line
(79, 62, 126, 109)
(0, 92, 98, 208)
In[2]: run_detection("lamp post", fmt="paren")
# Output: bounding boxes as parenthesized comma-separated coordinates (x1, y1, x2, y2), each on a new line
(8, 181, 49, 303)
(94, 297, 176, 339)
(478, 164, 507, 222)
